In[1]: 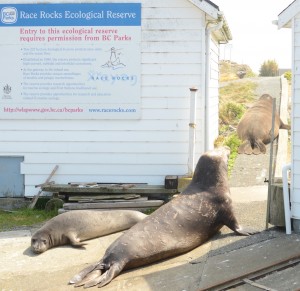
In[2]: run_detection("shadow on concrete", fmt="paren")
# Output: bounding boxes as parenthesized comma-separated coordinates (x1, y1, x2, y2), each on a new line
(132, 228, 289, 291)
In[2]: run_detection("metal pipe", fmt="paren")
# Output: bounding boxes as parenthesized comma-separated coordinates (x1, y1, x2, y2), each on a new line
(188, 87, 198, 176)
(266, 98, 276, 229)
(282, 163, 292, 234)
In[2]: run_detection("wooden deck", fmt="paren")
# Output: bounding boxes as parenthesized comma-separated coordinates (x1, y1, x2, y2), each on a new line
(42, 183, 178, 195)
(41, 183, 178, 212)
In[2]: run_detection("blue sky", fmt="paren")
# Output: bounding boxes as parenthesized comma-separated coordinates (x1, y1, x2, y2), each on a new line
(213, 0, 293, 73)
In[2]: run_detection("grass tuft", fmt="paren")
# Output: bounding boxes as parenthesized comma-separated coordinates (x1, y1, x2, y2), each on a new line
(219, 101, 246, 126)
(219, 81, 257, 104)
(0, 208, 57, 231)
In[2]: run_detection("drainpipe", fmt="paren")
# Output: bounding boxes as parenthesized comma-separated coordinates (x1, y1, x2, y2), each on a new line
(291, 170, 300, 233)
(188, 87, 198, 176)
(205, 13, 224, 151)
(282, 163, 300, 234)
(282, 163, 291, 234)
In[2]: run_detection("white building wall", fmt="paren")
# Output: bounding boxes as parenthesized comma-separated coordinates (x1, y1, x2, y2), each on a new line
(206, 37, 220, 150)
(0, 0, 220, 197)
(292, 14, 300, 217)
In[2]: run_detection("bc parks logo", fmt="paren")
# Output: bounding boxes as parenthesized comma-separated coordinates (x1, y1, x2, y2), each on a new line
(1, 7, 18, 24)
(2, 84, 12, 99)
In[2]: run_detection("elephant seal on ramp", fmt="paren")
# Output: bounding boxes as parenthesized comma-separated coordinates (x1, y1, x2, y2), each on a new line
(69, 147, 257, 288)
(31, 210, 147, 253)
(237, 94, 290, 155)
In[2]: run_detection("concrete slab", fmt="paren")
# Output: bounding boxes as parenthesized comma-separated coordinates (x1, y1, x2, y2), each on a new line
(3, 229, 298, 291)
(0, 185, 297, 291)
(0, 229, 116, 291)
(0, 228, 211, 291)
(230, 185, 268, 202)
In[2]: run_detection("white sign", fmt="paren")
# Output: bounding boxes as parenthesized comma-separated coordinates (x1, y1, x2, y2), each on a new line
(0, 3, 141, 119)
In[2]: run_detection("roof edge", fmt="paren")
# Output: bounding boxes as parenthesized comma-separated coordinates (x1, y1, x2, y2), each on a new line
(278, 0, 298, 29)
(188, 0, 232, 43)
(220, 14, 233, 42)
(188, 0, 219, 19)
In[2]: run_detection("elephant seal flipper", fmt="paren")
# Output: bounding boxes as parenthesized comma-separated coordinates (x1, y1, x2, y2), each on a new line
(66, 232, 87, 248)
(70, 147, 258, 289)
(222, 211, 258, 236)
(75, 263, 119, 289)
(69, 263, 99, 285)
(73, 262, 123, 288)
(238, 140, 253, 154)
(74, 268, 103, 288)
(280, 119, 290, 130)
(252, 145, 260, 155)
(234, 226, 258, 236)
(71, 261, 112, 288)
(252, 139, 266, 155)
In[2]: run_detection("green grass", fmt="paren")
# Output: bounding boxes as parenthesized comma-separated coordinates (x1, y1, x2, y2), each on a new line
(224, 133, 242, 175)
(284, 71, 292, 82)
(0, 208, 57, 231)
(219, 81, 257, 104)
(219, 101, 246, 126)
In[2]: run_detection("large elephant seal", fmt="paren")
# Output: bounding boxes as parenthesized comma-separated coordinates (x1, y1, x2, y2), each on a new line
(69, 147, 257, 288)
(237, 94, 290, 155)
(31, 210, 147, 253)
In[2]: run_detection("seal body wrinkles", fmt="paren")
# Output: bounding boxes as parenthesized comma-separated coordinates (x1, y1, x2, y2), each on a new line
(31, 210, 147, 253)
(69, 147, 257, 289)
(237, 94, 290, 155)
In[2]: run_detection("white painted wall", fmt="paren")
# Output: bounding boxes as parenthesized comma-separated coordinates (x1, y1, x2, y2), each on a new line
(206, 37, 220, 150)
(291, 14, 300, 218)
(0, 0, 222, 197)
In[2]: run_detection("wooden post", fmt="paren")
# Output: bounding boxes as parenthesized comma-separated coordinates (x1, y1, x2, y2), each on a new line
(28, 165, 59, 209)
(269, 183, 287, 227)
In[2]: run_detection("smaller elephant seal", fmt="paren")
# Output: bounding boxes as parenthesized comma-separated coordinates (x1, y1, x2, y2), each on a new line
(69, 147, 257, 289)
(31, 210, 147, 254)
(237, 94, 290, 155)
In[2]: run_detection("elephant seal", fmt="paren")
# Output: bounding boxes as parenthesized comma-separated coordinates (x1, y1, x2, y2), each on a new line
(237, 94, 290, 155)
(31, 210, 147, 254)
(69, 147, 257, 288)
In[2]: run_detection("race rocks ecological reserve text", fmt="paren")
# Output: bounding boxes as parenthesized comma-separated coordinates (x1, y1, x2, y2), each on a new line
(19, 10, 138, 20)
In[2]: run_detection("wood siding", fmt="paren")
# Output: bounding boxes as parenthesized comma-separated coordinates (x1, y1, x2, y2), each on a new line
(207, 37, 220, 149)
(0, 0, 219, 196)
(292, 15, 300, 208)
